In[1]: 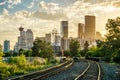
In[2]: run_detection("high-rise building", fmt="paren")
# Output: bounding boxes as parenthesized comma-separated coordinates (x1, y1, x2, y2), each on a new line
(85, 15, 96, 41)
(18, 26, 27, 50)
(61, 21, 69, 50)
(45, 33, 52, 44)
(3, 40, 10, 52)
(26, 29, 34, 49)
(14, 26, 34, 52)
(78, 23, 84, 38)
(61, 21, 68, 38)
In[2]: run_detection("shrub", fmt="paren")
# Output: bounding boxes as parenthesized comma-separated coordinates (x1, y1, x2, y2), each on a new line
(50, 59, 58, 64)
(0, 62, 11, 79)
(113, 57, 120, 63)
(7, 54, 28, 68)
(14, 70, 27, 75)
(33, 57, 46, 65)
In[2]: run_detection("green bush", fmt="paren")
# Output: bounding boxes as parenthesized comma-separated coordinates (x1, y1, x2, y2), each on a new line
(113, 57, 120, 63)
(0, 62, 11, 79)
(7, 54, 28, 68)
(50, 59, 58, 64)
(14, 70, 27, 75)
(0, 56, 58, 79)
(33, 57, 46, 65)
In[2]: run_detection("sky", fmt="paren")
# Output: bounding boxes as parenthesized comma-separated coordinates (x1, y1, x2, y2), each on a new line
(0, 0, 120, 50)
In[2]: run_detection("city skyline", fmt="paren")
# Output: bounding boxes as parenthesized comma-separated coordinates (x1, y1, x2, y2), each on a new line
(0, 0, 120, 49)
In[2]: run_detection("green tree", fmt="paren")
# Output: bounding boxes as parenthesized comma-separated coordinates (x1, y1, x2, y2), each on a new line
(83, 41, 89, 56)
(86, 46, 101, 57)
(84, 41, 89, 51)
(106, 17, 120, 50)
(0, 44, 3, 58)
(13, 52, 18, 56)
(4, 52, 11, 57)
(105, 17, 120, 62)
(0, 44, 2, 52)
(23, 50, 32, 57)
(96, 40, 108, 57)
(63, 50, 71, 57)
(32, 37, 53, 59)
(19, 48, 25, 55)
(69, 39, 80, 57)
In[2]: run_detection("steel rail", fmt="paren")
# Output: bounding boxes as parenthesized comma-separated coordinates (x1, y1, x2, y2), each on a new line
(74, 60, 90, 80)
(74, 60, 101, 80)
(7, 61, 73, 80)
(31, 61, 73, 80)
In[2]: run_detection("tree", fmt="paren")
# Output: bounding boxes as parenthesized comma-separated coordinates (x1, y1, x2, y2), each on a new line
(84, 41, 89, 51)
(32, 37, 53, 59)
(69, 39, 80, 57)
(0, 44, 2, 52)
(63, 50, 71, 57)
(105, 17, 120, 62)
(19, 48, 25, 55)
(84, 41, 89, 56)
(86, 46, 100, 57)
(23, 50, 32, 57)
(96, 40, 109, 57)
(4, 52, 11, 57)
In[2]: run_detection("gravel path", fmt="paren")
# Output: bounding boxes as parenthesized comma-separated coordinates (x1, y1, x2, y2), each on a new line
(100, 62, 119, 80)
(43, 60, 88, 80)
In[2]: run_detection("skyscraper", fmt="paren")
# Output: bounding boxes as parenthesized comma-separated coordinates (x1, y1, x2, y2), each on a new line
(78, 23, 84, 38)
(85, 15, 96, 41)
(3, 40, 10, 52)
(61, 21, 68, 38)
(18, 26, 27, 50)
(61, 21, 68, 50)
(14, 26, 34, 52)
(26, 29, 34, 49)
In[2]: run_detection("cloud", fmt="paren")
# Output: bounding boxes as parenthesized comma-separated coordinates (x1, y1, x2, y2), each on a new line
(15, 10, 31, 19)
(8, 0, 22, 5)
(0, 1, 6, 5)
(39, 1, 60, 11)
(3, 8, 9, 15)
(112, 0, 120, 8)
(31, 10, 67, 20)
(28, 2, 34, 8)
(7, 0, 22, 9)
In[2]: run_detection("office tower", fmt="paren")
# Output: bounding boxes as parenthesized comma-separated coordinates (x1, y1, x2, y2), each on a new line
(78, 23, 84, 38)
(61, 21, 68, 50)
(45, 33, 52, 44)
(26, 29, 34, 49)
(85, 15, 96, 41)
(61, 21, 68, 38)
(14, 26, 34, 52)
(3, 40, 10, 52)
(14, 42, 18, 52)
(18, 26, 27, 50)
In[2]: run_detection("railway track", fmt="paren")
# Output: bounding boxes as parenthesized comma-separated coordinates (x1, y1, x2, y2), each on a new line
(43, 59, 89, 80)
(74, 60, 101, 80)
(7, 60, 101, 80)
(7, 60, 73, 80)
